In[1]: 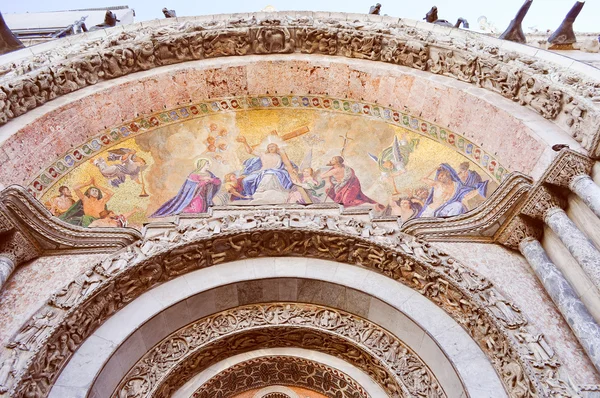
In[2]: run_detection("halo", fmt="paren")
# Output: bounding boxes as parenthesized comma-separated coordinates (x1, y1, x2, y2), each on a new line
(255, 134, 288, 152)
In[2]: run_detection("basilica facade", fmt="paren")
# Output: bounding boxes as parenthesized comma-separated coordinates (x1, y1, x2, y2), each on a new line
(0, 9, 600, 398)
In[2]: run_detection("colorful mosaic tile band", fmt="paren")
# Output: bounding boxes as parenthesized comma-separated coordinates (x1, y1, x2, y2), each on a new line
(29, 95, 509, 198)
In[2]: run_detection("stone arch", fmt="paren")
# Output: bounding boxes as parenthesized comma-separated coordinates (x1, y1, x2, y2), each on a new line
(3, 214, 579, 397)
(52, 271, 490, 398)
(191, 355, 371, 398)
(1, 12, 599, 192)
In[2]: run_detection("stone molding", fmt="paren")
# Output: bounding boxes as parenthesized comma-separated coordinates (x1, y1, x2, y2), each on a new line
(191, 355, 370, 398)
(0, 12, 599, 155)
(114, 303, 442, 398)
(0, 186, 141, 266)
(401, 172, 532, 241)
(0, 211, 585, 398)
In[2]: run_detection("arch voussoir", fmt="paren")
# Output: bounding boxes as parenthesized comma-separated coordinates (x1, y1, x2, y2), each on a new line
(3, 212, 578, 397)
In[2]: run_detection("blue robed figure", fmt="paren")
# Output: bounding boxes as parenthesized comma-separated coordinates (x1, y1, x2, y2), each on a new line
(419, 163, 488, 218)
(150, 159, 221, 217)
(235, 137, 295, 199)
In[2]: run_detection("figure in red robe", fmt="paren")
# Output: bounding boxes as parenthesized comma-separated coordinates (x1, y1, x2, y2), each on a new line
(321, 156, 377, 207)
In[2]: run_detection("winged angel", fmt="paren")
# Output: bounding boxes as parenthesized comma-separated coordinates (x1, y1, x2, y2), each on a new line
(368, 134, 419, 194)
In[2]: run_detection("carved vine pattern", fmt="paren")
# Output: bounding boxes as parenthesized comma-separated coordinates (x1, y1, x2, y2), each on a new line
(191, 355, 370, 398)
(0, 14, 599, 155)
(0, 211, 581, 397)
(113, 303, 445, 398)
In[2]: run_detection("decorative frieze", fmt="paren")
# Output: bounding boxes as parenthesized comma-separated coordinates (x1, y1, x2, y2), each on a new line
(114, 304, 443, 398)
(192, 356, 370, 398)
(0, 13, 599, 155)
(0, 211, 582, 398)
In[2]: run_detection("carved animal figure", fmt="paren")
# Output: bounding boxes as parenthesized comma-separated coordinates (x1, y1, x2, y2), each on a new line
(424, 6, 469, 29)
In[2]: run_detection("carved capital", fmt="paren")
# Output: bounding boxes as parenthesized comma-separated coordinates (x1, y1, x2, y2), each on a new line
(0, 230, 39, 265)
(497, 215, 543, 251)
(544, 149, 593, 189)
(520, 185, 565, 221)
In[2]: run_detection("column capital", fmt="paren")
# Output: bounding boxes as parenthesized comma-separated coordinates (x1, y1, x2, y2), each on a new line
(520, 185, 566, 222)
(544, 149, 594, 189)
(497, 215, 543, 251)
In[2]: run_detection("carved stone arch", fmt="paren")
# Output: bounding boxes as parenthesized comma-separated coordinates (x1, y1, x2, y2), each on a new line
(2, 217, 580, 397)
(0, 11, 598, 157)
(193, 356, 367, 398)
(113, 303, 444, 398)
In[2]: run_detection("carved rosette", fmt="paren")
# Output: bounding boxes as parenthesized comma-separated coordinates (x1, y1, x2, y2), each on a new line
(520, 186, 566, 222)
(114, 304, 441, 398)
(543, 150, 593, 189)
(0, 13, 599, 151)
(497, 216, 543, 251)
(192, 356, 370, 398)
(1, 211, 579, 398)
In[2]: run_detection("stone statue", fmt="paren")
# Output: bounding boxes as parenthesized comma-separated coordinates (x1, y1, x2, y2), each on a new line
(548, 1, 585, 48)
(88, 10, 119, 31)
(162, 8, 177, 18)
(369, 3, 382, 15)
(499, 0, 533, 43)
(0, 11, 24, 55)
(424, 6, 469, 29)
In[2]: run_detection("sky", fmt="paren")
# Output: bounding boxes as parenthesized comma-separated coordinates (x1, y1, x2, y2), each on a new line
(2, 0, 599, 33)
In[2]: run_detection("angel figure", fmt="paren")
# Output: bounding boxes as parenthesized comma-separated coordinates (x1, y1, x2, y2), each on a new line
(91, 148, 147, 188)
(368, 134, 419, 194)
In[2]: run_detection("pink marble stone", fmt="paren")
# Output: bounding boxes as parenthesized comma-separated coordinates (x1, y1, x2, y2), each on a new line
(0, 253, 105, 345)
(436, 241, 600, 384)
(0, 57, 563, 188)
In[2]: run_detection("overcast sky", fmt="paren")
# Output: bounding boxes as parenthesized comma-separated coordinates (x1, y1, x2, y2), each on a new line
(2, 0, 599, 33)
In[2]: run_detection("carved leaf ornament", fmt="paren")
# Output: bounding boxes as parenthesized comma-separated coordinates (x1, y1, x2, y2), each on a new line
(0, 14, 599, 154)
(0, 211, 581, 397)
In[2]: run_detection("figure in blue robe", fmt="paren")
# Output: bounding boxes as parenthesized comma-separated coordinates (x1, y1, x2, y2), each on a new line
(239, 144, 295, 198)
(419, 163, 488, 218)
(150, 159, 221, 217)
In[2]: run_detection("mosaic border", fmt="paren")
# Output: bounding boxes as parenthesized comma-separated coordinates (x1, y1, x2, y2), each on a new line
(29, 95, 510, 198)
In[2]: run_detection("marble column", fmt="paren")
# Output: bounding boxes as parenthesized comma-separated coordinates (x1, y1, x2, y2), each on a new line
(520, 238, 600, 374)
(544, 207, 600, 288)
(570, 174, 600, 219)
(0, 256, 15, 290)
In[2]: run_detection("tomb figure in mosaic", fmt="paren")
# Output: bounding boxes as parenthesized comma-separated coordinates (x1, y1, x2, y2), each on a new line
(59, 178, 114, 227)
(388, 196, 422, 223)
(236, 135, 296, 204)
(150, 158, 221, 217)
(88, 208, 139, 228)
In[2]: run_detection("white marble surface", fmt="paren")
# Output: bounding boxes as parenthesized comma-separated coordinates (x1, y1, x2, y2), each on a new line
(49, 258, 505, 398)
